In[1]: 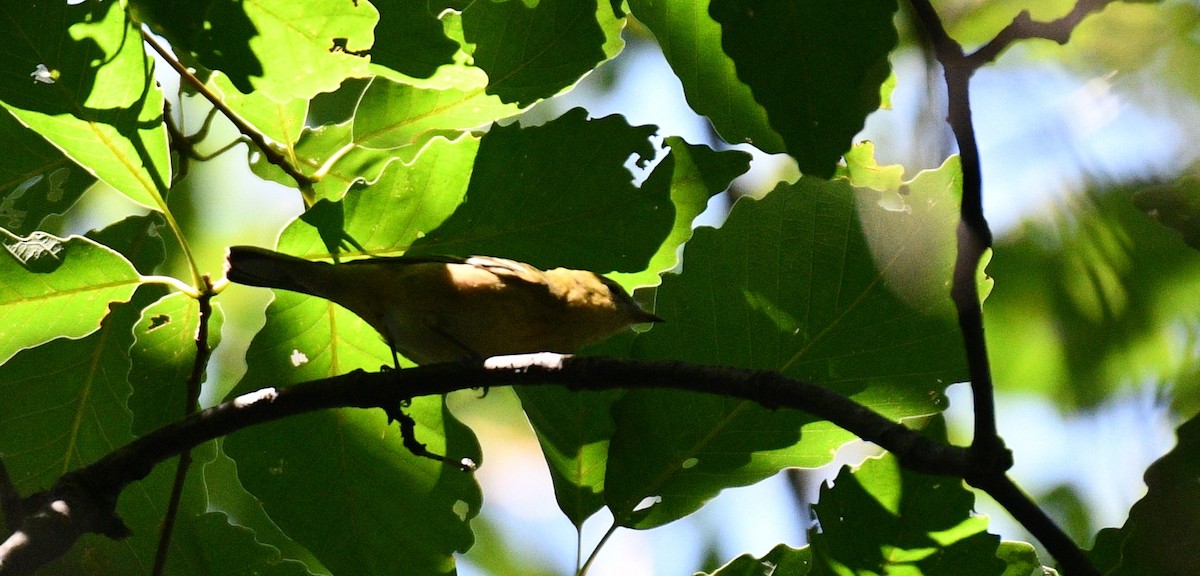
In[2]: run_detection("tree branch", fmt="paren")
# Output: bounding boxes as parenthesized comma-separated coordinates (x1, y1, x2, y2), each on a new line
(140, 28, 318, 195)
(966, 0, 1117, 69)
(0, 355, 967, 575)
(151, 278, 215, 576)
(906, 0, 1104, 574)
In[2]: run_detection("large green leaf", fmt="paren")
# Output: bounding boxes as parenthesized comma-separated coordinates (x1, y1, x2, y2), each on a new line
(139, 0, 376, 102)
(229, 0, 376, 102)
(352, 76, 520, 151)
(518, 386, 623, 527)
(628, 0, 785, 153)
(0, 110, 95, 235)
(212, 74, 309, 148)
(609, 137, 752, 287)
(0, 1, 170, 210)
(0, 229, 141, 364)
(248, 76, 511, 202)
(708, 0, 898, 178)
(607, 153, 967, 528)
(410, 108, 673, 273)
(270, 133, 479, 256)
(222, 284, 482, 575)
(462, 0, 617, 107)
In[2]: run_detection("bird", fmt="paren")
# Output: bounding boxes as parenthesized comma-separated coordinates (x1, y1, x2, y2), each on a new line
(225, 246, 663, 366)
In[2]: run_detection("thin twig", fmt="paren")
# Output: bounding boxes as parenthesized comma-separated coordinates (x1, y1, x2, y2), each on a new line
(966, 0, 1117, 69)
(906, 0, 1004, 469)
(140, 29, 318, 194)
(974, 474, 1099, 576)
(151, 277, 215, 576)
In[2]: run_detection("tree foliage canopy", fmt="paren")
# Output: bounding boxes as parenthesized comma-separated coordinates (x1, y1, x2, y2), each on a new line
(2, 0, 1199, 575)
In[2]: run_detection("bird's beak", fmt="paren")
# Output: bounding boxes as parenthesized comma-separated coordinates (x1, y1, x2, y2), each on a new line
(636, 310, 665, 324)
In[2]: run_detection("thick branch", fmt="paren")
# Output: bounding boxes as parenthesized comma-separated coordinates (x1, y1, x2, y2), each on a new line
(0, 355, 967, 575)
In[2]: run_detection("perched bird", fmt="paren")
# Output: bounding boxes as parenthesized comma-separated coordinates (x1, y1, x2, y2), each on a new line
(225, 246, 662, 365)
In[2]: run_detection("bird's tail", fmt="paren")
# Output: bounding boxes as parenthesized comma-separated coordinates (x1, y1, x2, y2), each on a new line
(225, 246, 333, 297)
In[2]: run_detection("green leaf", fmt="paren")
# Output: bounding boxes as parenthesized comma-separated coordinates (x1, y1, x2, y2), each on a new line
(273, 133, 479, 255)
(128, 292, 225, 436)
(462, 0, 614, 106)
(176, 512, 318, 576)
(708, 0, 898, 178)
(0, 1, 171, 210)
(516, 140, 748, 525)
(809, 453, 1005, 574)
(410, 108, 673, 274)
(1088, 413, 1200, 575)
(0, 229, 141, 364)
(703, 544, 812, 575)
(608, 153, 965, 528)
(249, 76, 508, 202)
(370, 0, 460, 80)
(998, 541, 1052, 576)
(224, 0, 376, 102)
(628, 0, 785, 153)
(353, 76, 520, 151)
(610, 137, 752, 287)
(0, 110, 95, 235)
(213, 74, 309, 147)
(518, 386, 622, 527)
(222, 287, 482, 575)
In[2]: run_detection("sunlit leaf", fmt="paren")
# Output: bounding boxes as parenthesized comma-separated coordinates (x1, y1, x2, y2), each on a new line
(0, 229, 141, 364)
(128, 292, 225, 436)
(0, 1, 170, 210)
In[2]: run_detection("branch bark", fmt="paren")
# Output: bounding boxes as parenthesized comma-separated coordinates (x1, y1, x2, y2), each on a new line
(905, 1, 1107, 574)
(0, 355, 965, 575)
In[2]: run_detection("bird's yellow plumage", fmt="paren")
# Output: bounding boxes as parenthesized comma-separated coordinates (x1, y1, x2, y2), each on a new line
(225, 246, 661, 365)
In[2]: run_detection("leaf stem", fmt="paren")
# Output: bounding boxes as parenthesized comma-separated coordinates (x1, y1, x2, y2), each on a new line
(578, 522, 620, 576)
(139, 275, 202, 298)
